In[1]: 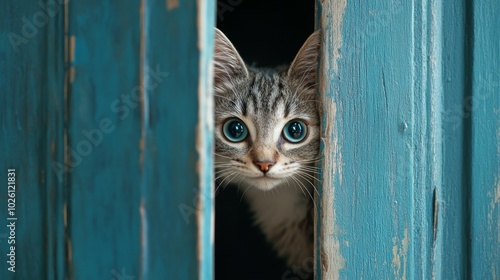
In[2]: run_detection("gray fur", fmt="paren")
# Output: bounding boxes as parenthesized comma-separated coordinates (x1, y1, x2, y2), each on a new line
(214, 28, 321, 268)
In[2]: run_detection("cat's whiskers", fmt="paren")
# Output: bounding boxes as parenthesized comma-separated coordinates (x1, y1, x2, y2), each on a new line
(294, 171, 320, 196)
(288, 175, 313, 203)
(215, 171, 239, 193)
(295, 156, 323, 163)
(290, 174, 317, 209)
(214, 170, 231, 182)
(297, 166, 320, 174)
(214, 168, 233, 175)
(214, 153, 235, 160)
(288, 176, 306, 197)
(296, 170, 320, 182)
(239, 183, 256, 203)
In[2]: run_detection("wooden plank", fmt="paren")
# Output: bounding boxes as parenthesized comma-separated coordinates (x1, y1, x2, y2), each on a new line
(470, 1, 500, 278)
(67, 1, 143, 278)
(316, 0, 437, 278)
(140, 0, 214, 279)
(67, 0, 214, 279)
(0, 0, 66, 279)
(436, 0, 469, 277)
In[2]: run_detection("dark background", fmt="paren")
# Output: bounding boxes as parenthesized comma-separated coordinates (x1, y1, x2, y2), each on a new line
(214, 1, 315, 279)
(216, 0, 315, 67)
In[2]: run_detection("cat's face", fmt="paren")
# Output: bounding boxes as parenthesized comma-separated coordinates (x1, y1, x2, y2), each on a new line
(213, 28, 320, 191)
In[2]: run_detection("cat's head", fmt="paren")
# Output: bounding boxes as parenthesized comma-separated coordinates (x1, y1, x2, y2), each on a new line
(213, 28, 320, 191)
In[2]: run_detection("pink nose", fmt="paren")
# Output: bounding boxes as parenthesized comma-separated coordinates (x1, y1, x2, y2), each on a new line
(253, 161, 275, 173)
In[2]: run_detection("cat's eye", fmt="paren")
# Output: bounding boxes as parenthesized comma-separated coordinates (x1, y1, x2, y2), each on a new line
(222, 118, 248, 142)
(283, 120, 308, 143)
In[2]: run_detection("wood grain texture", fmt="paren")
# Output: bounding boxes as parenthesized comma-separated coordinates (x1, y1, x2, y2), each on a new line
(470, 1, 500, 278)
(0, 0, 66, 279)
(1, 0, 215, 278)
(317, 0, 500, 279)
(316, 1, 416, 279)
(67, 0, 214, 279)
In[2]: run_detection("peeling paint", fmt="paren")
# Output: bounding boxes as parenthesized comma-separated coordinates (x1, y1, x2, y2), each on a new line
(63, 202, 67, 227)
(69, 36, 75, 82)
(139, 198, 148, 279)
(167, 0, 179, 11)
(196, 0, 214, 279)
(392, 228, 409, 280)
(323, 0, 347, 74)
(489, 126, 500, 244)
(319, 0, 347, 279)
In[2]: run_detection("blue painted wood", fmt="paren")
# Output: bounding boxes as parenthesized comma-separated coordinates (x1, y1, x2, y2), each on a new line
(1, 0, 215, 278)
(317, 0, 421, 278)
(317, 0, 500, 279)
(437, 0, 469, 277)
(67, 0, 214, 279)
(470, 1, 500, 278)
(67, 0, 143, 278)
(0, 0, 66, 279)
(2, 0, 498, 279)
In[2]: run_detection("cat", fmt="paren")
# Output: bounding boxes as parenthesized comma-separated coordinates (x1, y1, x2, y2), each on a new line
(213, 27, 320, 273)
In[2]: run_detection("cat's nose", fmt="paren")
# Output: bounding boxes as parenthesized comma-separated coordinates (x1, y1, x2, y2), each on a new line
(253, 161, 276, 173)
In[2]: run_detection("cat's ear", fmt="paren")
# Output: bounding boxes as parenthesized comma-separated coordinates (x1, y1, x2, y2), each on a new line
(214, 28, 249, 90)
(287, 30, 321, 91)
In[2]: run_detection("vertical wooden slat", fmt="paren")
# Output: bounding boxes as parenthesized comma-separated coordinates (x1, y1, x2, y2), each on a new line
(140, 0, 214, 279)
(67, 0, 213, 279)
(470, 1, 500, 278)
(437, 0, 469, 277)
(67, 1, 142, 278)
(316, 0, 437, 278)
(318, 0, 500, 279)
(0, 1, 66, 279)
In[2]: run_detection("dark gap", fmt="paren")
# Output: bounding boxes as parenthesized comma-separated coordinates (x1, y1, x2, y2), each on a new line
(216, 0, 315, 67)
(214, 1, 315, 279)
(432, 187, 438, 244)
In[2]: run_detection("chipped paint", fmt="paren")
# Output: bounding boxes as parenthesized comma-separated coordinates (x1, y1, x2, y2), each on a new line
(69, 36, 75, 82)
(323, 0, 347, 74)
(318, 0, 347, 279)
(63, 202, 67, 227)
(489, 126, 500, 244)
(196, 0, 214, 279)
(167, 0, 179, 11)
(139, 198, 148, 279)
(392, 228, 409, 280)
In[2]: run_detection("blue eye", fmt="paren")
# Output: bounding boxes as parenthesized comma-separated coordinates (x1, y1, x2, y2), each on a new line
(283, 120, 307, 143)
(223, 118, 248, 142)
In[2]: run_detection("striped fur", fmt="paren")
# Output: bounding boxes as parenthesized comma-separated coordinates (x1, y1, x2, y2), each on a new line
(214, 28, 321, 269)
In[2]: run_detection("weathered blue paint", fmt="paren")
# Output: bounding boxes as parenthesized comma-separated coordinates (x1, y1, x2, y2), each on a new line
(317, 0, 499, 279)
(67, 0, 214, 279)
(470, 1, 500, 278)
(0, 0, 67, 279)
(2, 0, 498, 279)
(1, 0, 214, 279)
(436, 0, 469, 277)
